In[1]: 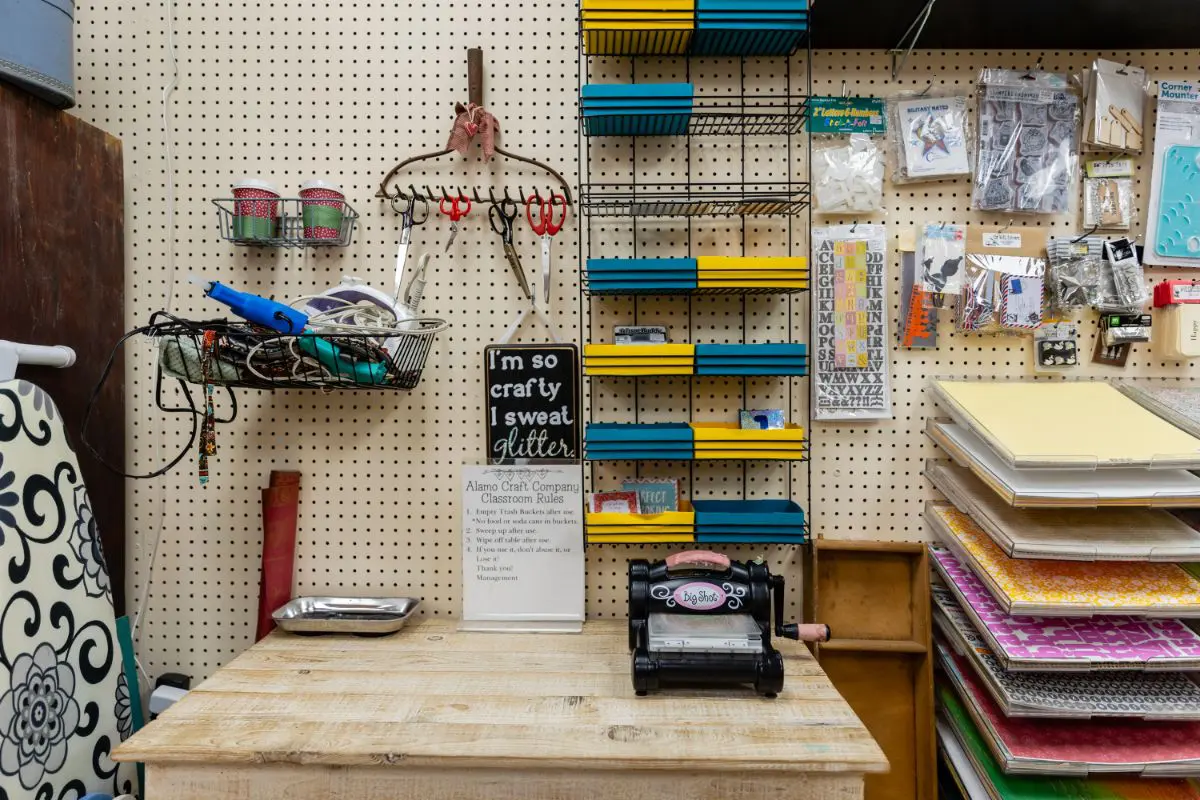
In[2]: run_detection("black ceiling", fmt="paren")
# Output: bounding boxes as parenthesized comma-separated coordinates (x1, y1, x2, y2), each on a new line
(812, 0, 1200, 50)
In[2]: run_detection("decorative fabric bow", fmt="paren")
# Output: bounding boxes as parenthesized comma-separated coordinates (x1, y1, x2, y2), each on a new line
(447, 102, 500, 159)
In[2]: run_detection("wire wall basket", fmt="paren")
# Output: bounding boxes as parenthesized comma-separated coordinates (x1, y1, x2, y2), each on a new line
(152, 316, 447, 391)
(213, 197, 360, 248)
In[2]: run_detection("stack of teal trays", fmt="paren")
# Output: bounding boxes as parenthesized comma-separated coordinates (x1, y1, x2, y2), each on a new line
(692, 0, 808, 56)
(584, 422, 694, 460)
(581, 83, 694, 136)
(585, 258, 697, 293)
(696, 343, 808, 375)
(693, 499, 807, 544)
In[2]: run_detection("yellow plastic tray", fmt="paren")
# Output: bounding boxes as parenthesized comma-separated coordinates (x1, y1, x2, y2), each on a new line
(582, 13, 692, 22)
(583, 30, 694, 55)
(587, 534, 696, 544)
(588, 506, 694, 525)
(582, 0, 693, 10)
(585, 344, 694, 357)
(696, 256, 808, 270)
(697, 279, 810, 288)
(694, 450, 806, 460)
(696, 271, 808, 280)
(583, 357, 694, 367)
(586, 366, 695, 376)
(690, 422, 806, 441)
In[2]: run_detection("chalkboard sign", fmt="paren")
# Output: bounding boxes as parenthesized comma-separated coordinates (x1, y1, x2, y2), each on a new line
(484, 344, 580, 464)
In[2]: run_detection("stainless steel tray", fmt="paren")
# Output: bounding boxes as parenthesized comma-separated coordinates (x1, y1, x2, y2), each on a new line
(272, 596, 421, 635)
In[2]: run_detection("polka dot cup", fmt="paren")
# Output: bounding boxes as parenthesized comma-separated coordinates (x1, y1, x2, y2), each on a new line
(300, 180, 345, 241)
(232, 179, 281, 241)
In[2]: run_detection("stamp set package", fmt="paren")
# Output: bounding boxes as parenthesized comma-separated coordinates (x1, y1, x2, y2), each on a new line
(972, 69, 1080, 215)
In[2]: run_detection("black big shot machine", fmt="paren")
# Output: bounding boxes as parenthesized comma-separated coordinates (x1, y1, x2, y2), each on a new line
(628, 551, 831, 698)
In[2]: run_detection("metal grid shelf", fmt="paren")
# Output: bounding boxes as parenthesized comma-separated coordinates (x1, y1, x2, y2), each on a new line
(580, 96, 809, 138)
(581, 183, 810, 217)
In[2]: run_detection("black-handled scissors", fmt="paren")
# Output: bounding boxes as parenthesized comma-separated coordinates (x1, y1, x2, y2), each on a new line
(489, 199, 531, 301)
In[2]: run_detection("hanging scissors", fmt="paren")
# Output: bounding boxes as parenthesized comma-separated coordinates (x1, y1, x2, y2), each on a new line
(439, 194, 471, 253)
(392, 193, 430, 303)
(489, 198, 531, 301)
(525, 193, 568, 311)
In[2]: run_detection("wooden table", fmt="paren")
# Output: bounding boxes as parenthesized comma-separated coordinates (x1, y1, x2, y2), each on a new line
(115, 620, 888, 800)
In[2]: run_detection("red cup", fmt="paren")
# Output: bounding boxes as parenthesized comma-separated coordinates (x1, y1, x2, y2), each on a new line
(232, 178, 280, 240)
(300, 179, 345, 241)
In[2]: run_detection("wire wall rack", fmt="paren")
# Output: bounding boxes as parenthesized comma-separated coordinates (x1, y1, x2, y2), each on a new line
(577, 9, 814, 547)
(213, 198, 360, 248)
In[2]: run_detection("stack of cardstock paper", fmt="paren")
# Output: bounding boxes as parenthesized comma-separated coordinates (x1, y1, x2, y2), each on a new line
(694, 343, 808, 376)
(927, 503, 1200, 617)
(691, 0, 808, 56)
(926, 461, 1200, 561)
(926, 421, 1200, 508)
(937, 690, 1200, 798)
(689, 422, 807, 460)
(929, 379, 1200, 470)
(930, 556, 1200, 672)
(1117, 383, 1200, 440)
(583, 343, 695, 376)
(939, 661, 1200, 776)
(694, 255, 809, 291)
(934, 608, 1200, 720)
(584, 422, 694, 460)
(581, 83, 694, 136)
(581, 0, 694, 56)
(584, 257, 697, 294)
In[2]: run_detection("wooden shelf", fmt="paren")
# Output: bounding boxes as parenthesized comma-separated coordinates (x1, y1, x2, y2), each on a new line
(820, 639, 928, 655)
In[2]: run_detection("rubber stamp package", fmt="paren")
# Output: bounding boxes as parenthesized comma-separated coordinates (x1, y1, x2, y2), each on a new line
(888, 91, 972, 184)
(811, 224, 892, 421)
(972, 69, 1080, 215)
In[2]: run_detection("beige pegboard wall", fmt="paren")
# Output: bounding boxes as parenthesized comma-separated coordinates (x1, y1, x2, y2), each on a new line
(64, 7, 1200, 681)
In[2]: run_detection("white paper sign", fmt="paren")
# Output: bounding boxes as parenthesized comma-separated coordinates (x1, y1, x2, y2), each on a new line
(461, 464, 584, 632)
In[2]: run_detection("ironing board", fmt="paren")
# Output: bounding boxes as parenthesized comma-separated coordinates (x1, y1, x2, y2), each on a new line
(0, 379, 136, 798)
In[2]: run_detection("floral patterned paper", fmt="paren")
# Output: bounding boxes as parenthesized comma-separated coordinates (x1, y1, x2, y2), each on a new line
(931, 548, 1200, 669)
(932, 504, 1200, 613)
(0, 380, 136, 798)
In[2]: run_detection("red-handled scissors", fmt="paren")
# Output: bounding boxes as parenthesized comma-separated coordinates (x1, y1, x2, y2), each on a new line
(525, 193, 568, 310)
(439, 194, 471, 253)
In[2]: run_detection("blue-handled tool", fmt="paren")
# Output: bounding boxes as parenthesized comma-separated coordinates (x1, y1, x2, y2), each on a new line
(190, 277, 309, 333)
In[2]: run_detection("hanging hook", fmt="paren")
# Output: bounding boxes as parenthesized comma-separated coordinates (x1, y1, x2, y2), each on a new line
(918, 81, 933, 97)
(503, 186, 512, 203)
(488, 187, 497, 205)
(440, 186, 451, 202)
(472, 187, 482, 204)
(408, 185, 421, 202)
(518, 185, 527, 203)
(850, 221, 858, 234)
(840, 80, 848, 99)
(1021, 57, 1042, 80)
(1072, 225, 1099, 244)
(999, 218, 1014, 233)
(535, 186, 544, 203)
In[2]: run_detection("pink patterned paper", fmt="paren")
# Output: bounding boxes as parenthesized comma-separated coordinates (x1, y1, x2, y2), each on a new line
(930, 545, 1200, 668)
(948, 643, 1200, 768)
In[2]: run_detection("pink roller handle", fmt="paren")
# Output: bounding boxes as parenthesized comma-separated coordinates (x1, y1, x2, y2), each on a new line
(795, 623, 831, 643)
(666, 550, 730, 571)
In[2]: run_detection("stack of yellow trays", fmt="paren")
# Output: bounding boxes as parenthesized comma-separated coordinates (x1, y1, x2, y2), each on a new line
(696, 256, 809, 292)
(583, 343, 695, 376)
(690, 422, 807, 460)
(582, 0, 695, 56)
(586, 504, 696, 544)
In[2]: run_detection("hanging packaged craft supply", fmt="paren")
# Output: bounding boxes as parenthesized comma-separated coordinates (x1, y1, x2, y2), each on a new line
(1081, 157, 1134, 230)
(1083, 58, 1148, 154)
(811, 224, 892, 420)
(1046, 237, 1103, 312)
(1101, 237, 1148, 312)
(1033, 323, 1079, 372)
(972, 69, 1080, 215)
(917, 223, 966, 296)
(899, 228, 936, 349)
(1146, 80, 1200, 267)
(809, 96, 887, 215)
(1154, 280, 1200, 360)
(957, 226, 1048, 335)
(887, 91, 971, 184)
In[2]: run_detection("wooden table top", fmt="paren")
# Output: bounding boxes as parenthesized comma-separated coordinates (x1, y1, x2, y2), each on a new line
(115, 619, 888, 775)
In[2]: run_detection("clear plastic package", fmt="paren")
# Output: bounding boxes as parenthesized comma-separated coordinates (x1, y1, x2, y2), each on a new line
(1047, 239, 1103, 311)
(957, 254, 1045, 335)
(917, 223, 966, 296)
(1034, 323, 1080, 371)
(972, 68, 1080, 215)
(888, 92, 972, 184)
(1100, 237, 1149, 313)
(813, 134, 885, 215)
(1083, 59, 1148, 154)
(1082, 157, 1134, 230)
